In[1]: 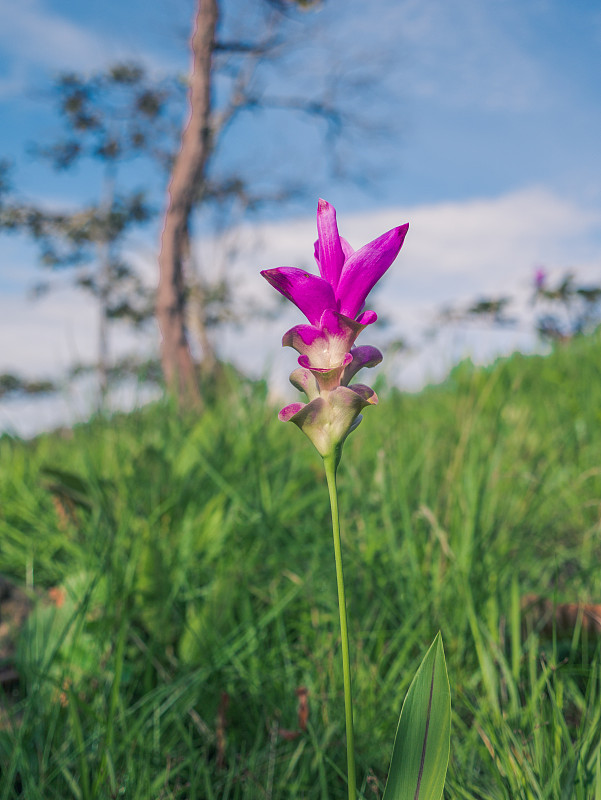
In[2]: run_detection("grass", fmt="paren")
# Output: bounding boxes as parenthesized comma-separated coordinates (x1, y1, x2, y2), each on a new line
(2, 333, 601, 797)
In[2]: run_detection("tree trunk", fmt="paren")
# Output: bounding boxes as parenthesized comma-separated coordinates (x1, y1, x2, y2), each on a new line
(97, 168, 116, 410)
(156, 0, 218, 408)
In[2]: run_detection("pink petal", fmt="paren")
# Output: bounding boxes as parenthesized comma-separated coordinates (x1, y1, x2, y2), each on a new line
(318, 309, 374, 355)
(283, 314, 352, 368)
(355, 310, 377, 326)
(289, 367, 320, 401)
(282, 312, 379, 372)
(342, 346, 383, 385)
(285, 310, 360, 368)
(298, 352, 353, 372)
(298, 351, 352, 392)
(315, 199, 345, 289)
(261, 267, 336, 325)
(340, 237, 354, 260)
(282, 323, 324, 352)
(344, 383, 378, 405)
(279, 402, 307, 422)
(335, 223, 409, 318)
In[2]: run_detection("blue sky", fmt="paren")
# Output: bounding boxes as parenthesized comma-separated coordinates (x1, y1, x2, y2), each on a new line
(1, 0, 600, 209)
(1, 0, 600, 434)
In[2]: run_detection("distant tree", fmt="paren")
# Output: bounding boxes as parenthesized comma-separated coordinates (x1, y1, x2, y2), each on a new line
(0, 64, 182, 405)
(0, 372, 55, 399)
(438, 296, 516, 328)
(533, 269, 601, 341)
(433, 267, 601, 348)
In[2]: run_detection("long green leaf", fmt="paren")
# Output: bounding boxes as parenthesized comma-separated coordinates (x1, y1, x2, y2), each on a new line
(382, 632, 451, 800)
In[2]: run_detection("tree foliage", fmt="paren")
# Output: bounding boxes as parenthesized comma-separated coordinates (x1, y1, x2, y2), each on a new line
(0, 64, 181, 401)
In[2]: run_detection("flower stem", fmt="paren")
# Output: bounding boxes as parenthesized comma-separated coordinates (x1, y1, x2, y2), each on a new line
(324, 454, 357, 800)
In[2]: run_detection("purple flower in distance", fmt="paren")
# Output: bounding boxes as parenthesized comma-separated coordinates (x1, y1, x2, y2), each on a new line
(534, 267, 546, 290)
(261, 199, 408, 461)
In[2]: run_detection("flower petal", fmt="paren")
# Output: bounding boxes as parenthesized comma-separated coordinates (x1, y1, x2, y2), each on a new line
(315, 199, 345, 289)
(343, 383, 378, 405)
(283, 310, 377, 371)
(342, 345, 383, 385)
(335, 223, 409, 318)
(298, 351, 352, 392)
(279, 402, 307, 422)
(282, 323, 324, 351)
(261, 267, 336, 325)
(289, 367, 320, 401)
(356, 310, 377, 326)
(282, 386, 377, 458)
(340, 236, 354, 260)
(317, 309, 373, 360)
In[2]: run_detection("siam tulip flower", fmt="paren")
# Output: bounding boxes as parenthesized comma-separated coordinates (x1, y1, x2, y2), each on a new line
(261, 199, 408, 463)
(534, 267, 547, 291)
(260, 201, 451, 800)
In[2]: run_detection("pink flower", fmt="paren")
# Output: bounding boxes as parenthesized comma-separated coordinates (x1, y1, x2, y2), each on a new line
(262, 199, 407, 326)
(534, 267, 546, 290)
(261, 200, 408, 460)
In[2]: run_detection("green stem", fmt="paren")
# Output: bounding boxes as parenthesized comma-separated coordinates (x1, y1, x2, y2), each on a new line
(324, 454, 357, 800)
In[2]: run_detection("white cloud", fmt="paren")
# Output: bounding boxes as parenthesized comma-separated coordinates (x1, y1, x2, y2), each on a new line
(0, 0, 120, 75)
(377, 187, 601, 301)
(0, 284, 156, 377)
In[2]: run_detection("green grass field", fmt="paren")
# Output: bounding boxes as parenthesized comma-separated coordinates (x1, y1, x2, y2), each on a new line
(2, 333, 601, 799)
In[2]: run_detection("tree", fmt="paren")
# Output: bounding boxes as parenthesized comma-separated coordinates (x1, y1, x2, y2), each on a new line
(433, 267, 601, 353)
(0, 64, 182, 404)
(533, 270, 601, 341)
